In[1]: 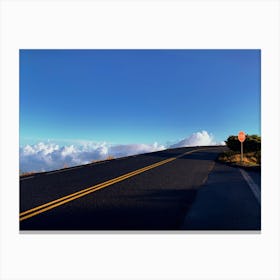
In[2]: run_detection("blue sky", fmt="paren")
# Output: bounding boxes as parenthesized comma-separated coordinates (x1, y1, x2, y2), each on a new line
(20, 49, 260, 147)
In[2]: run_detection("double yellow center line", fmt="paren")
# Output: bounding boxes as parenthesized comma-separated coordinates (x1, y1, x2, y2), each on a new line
(20, 149, 203, 222)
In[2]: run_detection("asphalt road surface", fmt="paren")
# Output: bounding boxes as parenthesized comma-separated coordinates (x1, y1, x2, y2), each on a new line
(20, 146, 261, 231)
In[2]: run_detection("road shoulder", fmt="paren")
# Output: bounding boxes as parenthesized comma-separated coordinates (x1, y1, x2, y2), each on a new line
(182, 162, 261, 230)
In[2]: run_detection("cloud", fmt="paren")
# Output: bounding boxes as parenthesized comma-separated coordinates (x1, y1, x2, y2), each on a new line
(109, 143, 165, 158)
(20, 131, 225, 173)
(19, 141, 165, 173)
(170, 130, 224, 148)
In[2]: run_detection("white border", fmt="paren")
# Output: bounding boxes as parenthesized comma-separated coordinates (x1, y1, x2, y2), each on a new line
(1, 0, 279, 279)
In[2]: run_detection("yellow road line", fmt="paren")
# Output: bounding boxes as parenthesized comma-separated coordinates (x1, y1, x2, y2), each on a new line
(20, 148, 206, 222)
(20, 157, 174, 217)
(20, 157, 176, 221)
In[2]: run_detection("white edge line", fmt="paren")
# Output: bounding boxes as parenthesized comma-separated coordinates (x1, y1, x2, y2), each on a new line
(239, 168, 261, 204)
(20, 176, 35, 180)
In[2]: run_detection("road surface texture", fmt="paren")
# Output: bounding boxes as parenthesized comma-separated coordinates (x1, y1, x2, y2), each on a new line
(182, 162, 261, 230)
(20, 146, 261, 231)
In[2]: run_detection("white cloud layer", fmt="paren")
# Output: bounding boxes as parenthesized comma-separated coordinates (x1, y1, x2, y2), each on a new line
(20, 141, 165, 173)
(20, 131, 225, 173)
(170, 130, 224, 148)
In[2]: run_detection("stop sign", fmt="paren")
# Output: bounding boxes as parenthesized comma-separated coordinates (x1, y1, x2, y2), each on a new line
(238, 131, 246, 142)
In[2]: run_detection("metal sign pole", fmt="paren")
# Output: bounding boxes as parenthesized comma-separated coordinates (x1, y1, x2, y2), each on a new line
(238, 131, 246, 163)
(241, 141, 243, 162)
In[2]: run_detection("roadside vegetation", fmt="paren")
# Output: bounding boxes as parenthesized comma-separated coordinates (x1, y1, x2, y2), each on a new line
(218, 134, 261, 167)
(20, 171, 37, 178)
(90, 155, 115, 163)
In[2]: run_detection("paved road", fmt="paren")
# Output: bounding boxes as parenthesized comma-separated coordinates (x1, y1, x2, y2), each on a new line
(182, 162, 261, 230)
(19, 146, 260, 230)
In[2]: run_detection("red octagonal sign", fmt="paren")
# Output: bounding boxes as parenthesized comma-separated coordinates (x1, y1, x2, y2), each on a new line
(238, 131, 246, 143)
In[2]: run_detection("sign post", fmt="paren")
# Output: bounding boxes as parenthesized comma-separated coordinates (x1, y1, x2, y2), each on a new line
(238, 131, 246, 162)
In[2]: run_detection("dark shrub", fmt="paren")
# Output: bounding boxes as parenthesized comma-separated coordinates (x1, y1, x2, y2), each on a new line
(225, 134, 261, 152)
(255, 150, 261, 164)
